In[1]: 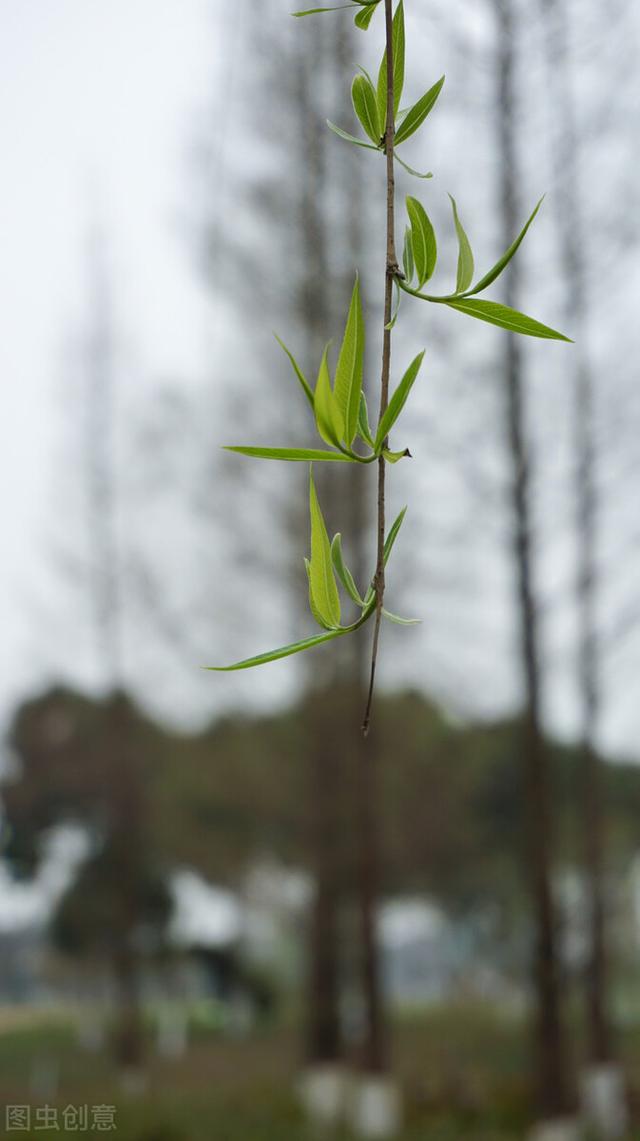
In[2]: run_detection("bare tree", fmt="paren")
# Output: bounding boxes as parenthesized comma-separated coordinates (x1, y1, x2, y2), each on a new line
(536, 1, 634, 1133)
(537, 0, 609, 1068)
(494, 0, 569, 1122)
(76, 222, 150, 1070)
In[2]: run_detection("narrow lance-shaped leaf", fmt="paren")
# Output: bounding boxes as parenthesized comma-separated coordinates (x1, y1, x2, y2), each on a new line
(406, 197, 437, 287)
(376, 0, 405, 133)
(224, 446, 356, 463)
(293, 5, 359, 15)
(449, 195, 474, 293)
(394, 75, 445, 145)
(402, 226, 414, 283)
(309, 471, 341, 628)
(364, 507, 408, 604)
(351, 75, 381, 145)
(274, 334, 314, 410)
(331, 534, 364, 605)
(443, 297, 572, 341)
(375, 350, 425, 449)
(354, 1, 378, 29)
(205, 628, 343, 672)
(464, 197, 544, 297)
(305, 558, 334, 629)
(384, 505, 408, 564)
(394, 153, 433, 179)
(357, 63, 377, 88)
(358, 391, 375, 447)
(326, 120, 380, 151)
(334, 276, 364, 446)
(314, 343, 344, 447)
(382, 609, 420, 625)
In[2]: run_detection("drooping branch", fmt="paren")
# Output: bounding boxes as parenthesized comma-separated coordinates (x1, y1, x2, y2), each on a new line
(362, 0, 398, 735)
(215, 0, 570, 724)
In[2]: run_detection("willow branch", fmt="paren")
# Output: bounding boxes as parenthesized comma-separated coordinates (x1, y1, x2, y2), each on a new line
(362, 0, 398, 735)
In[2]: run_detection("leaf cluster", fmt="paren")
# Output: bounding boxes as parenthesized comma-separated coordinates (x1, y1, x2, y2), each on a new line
(212, 0, 571, 674)
(226, 278, 424, 468)
(207, 478, 416, 672)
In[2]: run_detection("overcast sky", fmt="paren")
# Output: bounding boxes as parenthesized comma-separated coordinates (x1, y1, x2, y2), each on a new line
(1, 0, 639, 763)
(0, 0, 222, 730)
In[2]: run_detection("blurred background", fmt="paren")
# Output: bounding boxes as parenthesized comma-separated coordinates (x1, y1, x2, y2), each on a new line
(0, 0, 639, 1138)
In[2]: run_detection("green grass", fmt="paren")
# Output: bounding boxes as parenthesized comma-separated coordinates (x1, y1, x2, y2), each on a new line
(0, 1003, 637, 1139)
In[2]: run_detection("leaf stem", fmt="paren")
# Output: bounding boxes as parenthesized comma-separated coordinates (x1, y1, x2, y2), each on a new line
(362, 0, 397, 735)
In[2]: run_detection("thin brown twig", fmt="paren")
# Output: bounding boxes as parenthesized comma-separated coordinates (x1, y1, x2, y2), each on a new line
(362, 0, 398, 735)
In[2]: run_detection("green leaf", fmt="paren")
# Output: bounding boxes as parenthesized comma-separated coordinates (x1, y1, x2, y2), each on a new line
(465, 197, 544, 297)
(443, 297, 572, 341)
(364, 506, 409, 605)
(382, 608, 420, 625)
(449, 195, 474, 293)
(326, 120, 379, 150)
(358, 392, 375, 447)
(293, 4, 358, 15)
(402, 226, 415, 283)
(334, 276, 364, 447)
(395, 153, 433, 178)
(351, 75, 382, 144)
(383, 447, 410, 463)
(305, 558, 335, 629)
(224, 446, 355, 463)
(205, 628, 343, 671)
(274, 334, 314, 410)
(309, 470, 341, 629)
(375, 350, 425, 449)
(394, 76, 445, 145)
(406, 197, 437, 288)
(376, 0, 405, 134)
(357, 64, 377, 88)
(314, 344, 345, 447)
(384, 505, 407, 564)
(331, 534, 364, 605)
(354, 1, 378, 28)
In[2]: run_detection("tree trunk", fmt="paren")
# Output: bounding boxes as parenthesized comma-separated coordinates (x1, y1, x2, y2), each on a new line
(537, 0, 612, 1068)
(305, 695, 343, 1064)
(112, 943, 144, 1070)
(85, 234, 147, 1073)
(296, 18, 343, 1070)
(108, 694, 146, 1074)
(495, 0, 569, 1118)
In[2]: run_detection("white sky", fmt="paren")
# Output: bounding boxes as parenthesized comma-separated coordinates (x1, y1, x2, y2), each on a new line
(0, 0, 638, 763)
(0, 0, 219, 728)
